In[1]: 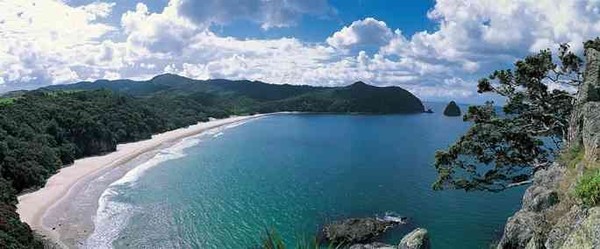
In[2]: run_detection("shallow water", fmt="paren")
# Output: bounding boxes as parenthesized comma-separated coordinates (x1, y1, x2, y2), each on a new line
(87, 104, 525, 248)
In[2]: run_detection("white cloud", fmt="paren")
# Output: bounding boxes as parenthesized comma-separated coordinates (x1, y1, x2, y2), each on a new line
(327, 18, 394, 50)
(0, 0, 117, 86)
(375, 0, 600, 101)
(3, 0, 600, 103)
(121, 2, 198, 55)
(386, 0, 600, 69)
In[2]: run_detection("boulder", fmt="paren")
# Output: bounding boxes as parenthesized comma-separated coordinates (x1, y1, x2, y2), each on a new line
(323, 218, 397, 244)
(399, 228, 430, 249)
(497, 211, 545, 248)
(531, 163, 565, 189)
(521, 165, 564, 212)
(521, 186, 559, 212)
(349, 242, 396, 249)
(544, 205, 586, 249)
(443, 101, 461, 116)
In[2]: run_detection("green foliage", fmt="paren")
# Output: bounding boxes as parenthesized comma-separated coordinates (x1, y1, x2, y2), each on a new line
(434, 42, 584, 192)
(0, 203, 43, 249)
(260, 230, 286, 249)
(0, 179, 17, 206)
(0, 98, 15, 106)
(258, 229, 342, 249)
(43, 76, 425, 114)
(575, 169, 600, 206)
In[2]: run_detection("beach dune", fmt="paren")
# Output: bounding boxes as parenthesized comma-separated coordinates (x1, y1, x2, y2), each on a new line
(17, 114, 266, 247)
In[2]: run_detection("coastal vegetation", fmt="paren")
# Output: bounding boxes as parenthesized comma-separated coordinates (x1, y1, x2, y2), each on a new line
(258, 229, 342, 249)
(0, 79, 424, 247)
(434, 37, 600, 248)
(574, 169, 600, 207)
(43, 75, 425, 114)
(433, 42, 584, 192)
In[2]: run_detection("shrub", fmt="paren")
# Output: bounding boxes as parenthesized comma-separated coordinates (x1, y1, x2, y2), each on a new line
(575, 169, 600, 206)
(257, 229, 342, 249)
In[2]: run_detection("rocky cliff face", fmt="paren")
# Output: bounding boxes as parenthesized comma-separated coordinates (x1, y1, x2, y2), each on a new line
(498, 45, 600, 249)
(569, 45, 600, 162)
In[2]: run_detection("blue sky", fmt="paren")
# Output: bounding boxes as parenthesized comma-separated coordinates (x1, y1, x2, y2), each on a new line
(215, 0, 436, 42)
(2, 0, 600, 103)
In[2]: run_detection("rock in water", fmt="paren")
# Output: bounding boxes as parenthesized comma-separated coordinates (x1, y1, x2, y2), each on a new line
(399, 228, 430, 249)
(443, 101, 461, 116)
(349, 242, 397, 249)
(323, 218, 396, 244)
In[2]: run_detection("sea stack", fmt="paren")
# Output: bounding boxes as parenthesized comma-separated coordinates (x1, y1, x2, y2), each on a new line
(443, 101, 461, 117)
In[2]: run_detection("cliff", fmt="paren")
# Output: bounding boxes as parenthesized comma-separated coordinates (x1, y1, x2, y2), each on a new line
(497, 42, 600, 248)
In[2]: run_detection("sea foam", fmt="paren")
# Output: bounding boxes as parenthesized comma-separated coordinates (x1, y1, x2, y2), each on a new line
(84, 121, 246, 248)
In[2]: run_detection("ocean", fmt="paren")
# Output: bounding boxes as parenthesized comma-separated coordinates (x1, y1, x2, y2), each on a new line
(85, 104, 525, 248)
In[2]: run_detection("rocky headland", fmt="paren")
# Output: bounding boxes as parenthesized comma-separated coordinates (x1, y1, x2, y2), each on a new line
(496, 41, 600, 249)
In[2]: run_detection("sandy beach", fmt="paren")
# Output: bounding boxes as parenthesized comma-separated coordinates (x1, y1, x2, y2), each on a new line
(16, 114, 267, 248)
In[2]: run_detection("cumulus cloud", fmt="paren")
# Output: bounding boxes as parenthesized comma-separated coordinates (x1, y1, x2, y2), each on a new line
(3, 0, 600, 102)
(121, 2, 198, 55)
(327, 18, 394, 50)
(0, 0, 117, 86)
(385, 0, 600, 73)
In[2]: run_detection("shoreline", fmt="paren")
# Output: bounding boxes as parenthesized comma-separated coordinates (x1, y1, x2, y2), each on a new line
(16, 114, 269, 248)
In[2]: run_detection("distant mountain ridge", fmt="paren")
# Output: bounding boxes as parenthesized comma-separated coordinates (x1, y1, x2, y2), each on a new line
(38, 74, 425, 114)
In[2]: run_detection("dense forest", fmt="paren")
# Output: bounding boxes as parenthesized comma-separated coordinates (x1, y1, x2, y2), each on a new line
(42, 74, 425, 114)
(0, 76, 424, 248)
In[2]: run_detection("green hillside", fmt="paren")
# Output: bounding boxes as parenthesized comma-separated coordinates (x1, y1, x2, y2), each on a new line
(41, 74, 425, 114)
(0, 76, 424, 247)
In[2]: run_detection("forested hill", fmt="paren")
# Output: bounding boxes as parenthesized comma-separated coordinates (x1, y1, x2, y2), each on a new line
(0, 76, 424, 248)
(39, 74, 425, 114)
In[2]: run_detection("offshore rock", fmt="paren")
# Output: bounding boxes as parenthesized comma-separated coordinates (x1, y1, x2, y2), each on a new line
(443, 101, 461, 116)
(323, 218, 397, 244)
(349, 242, 396, 249)
(398, 228, 430, 249)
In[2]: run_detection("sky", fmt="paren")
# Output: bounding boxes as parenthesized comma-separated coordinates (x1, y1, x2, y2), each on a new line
(2, 0, 600, 103)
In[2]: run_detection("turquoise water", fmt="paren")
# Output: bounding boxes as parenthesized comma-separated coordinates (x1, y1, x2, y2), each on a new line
(87, 106, 525, 248)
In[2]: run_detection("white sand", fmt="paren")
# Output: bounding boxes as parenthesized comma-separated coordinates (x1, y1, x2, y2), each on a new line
(16, 114, 267, 246)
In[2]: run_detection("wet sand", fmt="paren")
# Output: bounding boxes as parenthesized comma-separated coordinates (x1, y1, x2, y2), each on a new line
(17, 114, 267, 248)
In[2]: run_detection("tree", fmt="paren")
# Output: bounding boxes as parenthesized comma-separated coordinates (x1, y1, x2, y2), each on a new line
(433, 41, 588, 192)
